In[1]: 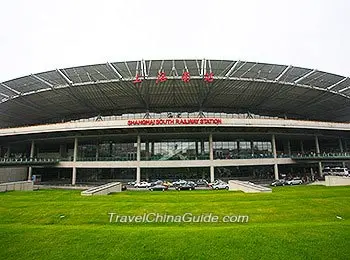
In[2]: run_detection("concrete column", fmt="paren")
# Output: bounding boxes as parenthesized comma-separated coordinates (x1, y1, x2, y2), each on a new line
(250, 141, 254, 157)
(339, 138, 346, 167)
(272, 135, 279, 180)
(195, 141, 199, 159)
(200, 140, 205, 155)
(136, 135, 141, 183)
(300, 140, 304, 154)
(210, 166, 215, 182)
(315, 136, 322, 176)
(272, 134, 277, 159)
(209, 133, 214, 182)
(274, 164, 279, 180)
(151, 142, 155, 156)
(28, 140, 35, 181)
(318, 162, 323, 176)
(72, 137, 78, 185)
(6, 146, 11, 158)
(287, 140, 291, 156)
(339, 138, 344, 153)
(95, 141, 99, 161)
(145, 142, 150, 160)
(315, 136, 320, 155)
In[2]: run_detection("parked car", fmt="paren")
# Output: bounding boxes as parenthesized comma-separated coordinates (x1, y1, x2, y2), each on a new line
(211, 182, 229, 190)
(172, 179, 187, 187)
(134, 181, 151, 188)
(270, 179, 287, 187)
(208, 179, 224, 188)
(187, 181, 197, 187)
(151, 180, 164, 186)
(127, 181, 136, 185)
(149, 184, 168, 191)
(286, 178, 303, 185)
(196, 179, 209, 186)
(175, 183, 196, 191)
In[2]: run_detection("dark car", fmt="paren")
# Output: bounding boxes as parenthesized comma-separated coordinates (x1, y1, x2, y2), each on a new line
(149, 184, 168, 191)
(270, 180, 287, 186)
(175, 183, 196, 191)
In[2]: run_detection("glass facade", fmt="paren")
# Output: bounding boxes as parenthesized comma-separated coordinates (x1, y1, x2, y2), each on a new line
(141, 140, 209, 160)
(77, 140, 137, 161)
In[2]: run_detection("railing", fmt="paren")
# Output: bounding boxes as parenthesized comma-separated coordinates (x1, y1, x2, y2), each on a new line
(0, 157, 60, 165)
(214, 154, 274, 159)
(291, 152, 350, 160)
(77, 156, 136, 161)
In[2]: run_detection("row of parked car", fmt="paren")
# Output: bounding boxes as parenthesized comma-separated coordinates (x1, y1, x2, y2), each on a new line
(270, 178, 303, 186)
(127, 179, 229, 191)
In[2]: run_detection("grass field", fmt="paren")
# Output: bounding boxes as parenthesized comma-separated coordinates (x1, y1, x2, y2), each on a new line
(0, 185, 349, 259)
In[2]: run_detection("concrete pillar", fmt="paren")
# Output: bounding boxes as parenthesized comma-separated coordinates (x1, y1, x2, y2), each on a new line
(72, 137, 78, 185)
(210, 166, 215, 182)
(272, 135, 279, 180)
(195, 141, 199, 159)
(250, 141, 254, 157)
(6, 146, 11, 158)
(28, 140, 35, 181)
(300, 140, 304, 154)
(339, 138, 346, 167)
(287, 140, 291, 156)
(209, 133, 214, 182)
(315, 136, 320, 155)
(200, 140, 205, 155)
(109, 142, 113, 158)
(339, 138, 344, 153)
(274, 164, 279, 180)
(95, 141, 99, 161)
(151, 142, 155, 157)
(136, 135, 141, 183)
(272, 134, 277, 159)
(318, 162, 323, 176)
(145, 142, 150, 160)
(315, 136, 322, 176)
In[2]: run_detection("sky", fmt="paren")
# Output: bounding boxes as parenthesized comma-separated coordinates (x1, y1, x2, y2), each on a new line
(0, 0, 349, 82)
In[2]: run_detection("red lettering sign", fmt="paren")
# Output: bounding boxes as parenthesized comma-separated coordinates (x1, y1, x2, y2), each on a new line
(156, 72, 167, 84)
(133, 74, 142, 84)
(127, 118, 222, 126)
(204, 72, 214, 83)
(181, 71, 190, 83)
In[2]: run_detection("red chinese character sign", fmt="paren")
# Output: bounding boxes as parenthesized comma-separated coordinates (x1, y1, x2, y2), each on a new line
(204, 72, 214, 83)
(156, 71, 167, 84)
(133, 74, 142, 84)
(182, 71, 190, 83)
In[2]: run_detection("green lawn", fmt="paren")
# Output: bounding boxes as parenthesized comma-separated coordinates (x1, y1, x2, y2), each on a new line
(0, 186, 349, 259)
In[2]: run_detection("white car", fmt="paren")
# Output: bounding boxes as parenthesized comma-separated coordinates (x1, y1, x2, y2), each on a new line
(172, 179, 187, 186)
(134, 182, 151, 188)
(211, 182, 229, 190)
(286, 178, 303, 185)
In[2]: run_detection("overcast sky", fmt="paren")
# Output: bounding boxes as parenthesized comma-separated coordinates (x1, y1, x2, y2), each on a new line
(0, 0, 349, 82)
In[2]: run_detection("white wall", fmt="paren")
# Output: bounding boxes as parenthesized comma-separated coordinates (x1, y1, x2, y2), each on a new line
(0, 167, 27, 183)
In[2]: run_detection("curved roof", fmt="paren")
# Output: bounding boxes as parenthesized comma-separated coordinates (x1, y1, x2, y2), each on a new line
(0, 59, 349, 127)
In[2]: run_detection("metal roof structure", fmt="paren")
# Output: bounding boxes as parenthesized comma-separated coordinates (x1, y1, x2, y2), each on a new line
(0, 59, 349, 127)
